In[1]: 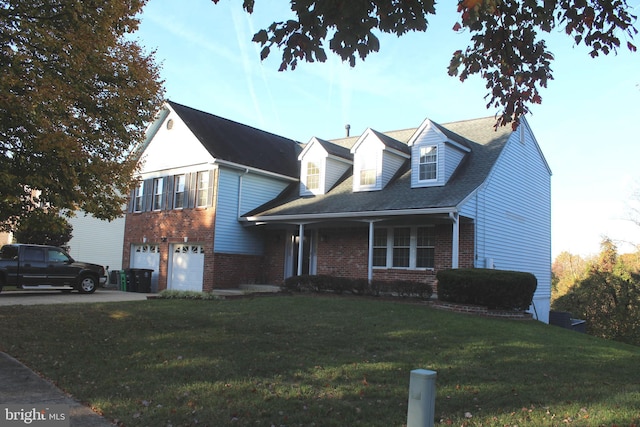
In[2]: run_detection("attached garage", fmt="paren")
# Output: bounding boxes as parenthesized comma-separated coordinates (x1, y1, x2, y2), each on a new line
(131, 244, 160, 291)
(169, 244, 205, 291)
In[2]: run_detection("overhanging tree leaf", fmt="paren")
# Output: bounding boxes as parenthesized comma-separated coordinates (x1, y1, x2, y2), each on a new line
(212, 0, 637, 129)
(0, 0, 165, 230)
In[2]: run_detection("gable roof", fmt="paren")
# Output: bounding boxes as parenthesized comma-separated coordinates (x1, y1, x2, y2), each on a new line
(168, 101, 302, 178)
(244, 116, 513, 221)
(300, 137, 353, 162)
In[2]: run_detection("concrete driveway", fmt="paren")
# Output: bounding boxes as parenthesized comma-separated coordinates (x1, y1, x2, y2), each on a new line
(0, 289, 151, 306)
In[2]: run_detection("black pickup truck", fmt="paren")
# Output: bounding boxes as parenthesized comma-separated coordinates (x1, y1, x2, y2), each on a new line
(0, 244, 106, 294)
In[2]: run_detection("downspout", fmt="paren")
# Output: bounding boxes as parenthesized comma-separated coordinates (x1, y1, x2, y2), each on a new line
(449, 212, 459, 269)
(237, 168, 249, 218)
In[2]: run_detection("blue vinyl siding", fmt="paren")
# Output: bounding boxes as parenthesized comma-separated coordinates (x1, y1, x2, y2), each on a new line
(215, 169, 291, 255)
(444, 145, 466, 182)
(462, 123, 551, 320)
(381, 151, 406, 188)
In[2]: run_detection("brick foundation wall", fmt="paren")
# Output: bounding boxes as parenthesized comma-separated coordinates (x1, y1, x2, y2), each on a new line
(123, 208, 216, 291)
(316, 227, 369, 279)
(434, 222, 475, 270)
(260, 222, 476, 289)
(263, 230, 287, 285)
(210, 253, 265, 290)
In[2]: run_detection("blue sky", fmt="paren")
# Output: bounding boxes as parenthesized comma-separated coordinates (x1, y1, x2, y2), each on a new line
(134, 0, 640, 259)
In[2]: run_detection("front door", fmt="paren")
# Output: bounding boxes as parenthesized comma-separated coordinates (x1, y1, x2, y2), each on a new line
(285, 229, 316, 278)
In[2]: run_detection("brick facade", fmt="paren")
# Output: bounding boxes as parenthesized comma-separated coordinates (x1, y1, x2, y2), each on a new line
(123, 207, 216, 291)
(262, 221, 476, 291)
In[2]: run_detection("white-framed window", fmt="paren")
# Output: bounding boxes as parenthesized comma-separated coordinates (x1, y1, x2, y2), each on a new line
(196, 171, 209, 207)
(133, 181, 144, 212)
(358, 152, 378, 187)
(374, 226, 435, 269)
(305, 161, 320, 191)
(173, 174, 185, 209)
(373, 228, 388, 267)
(152, 178, 163, 210)
(419, 146, 437, 181)
(392, 227, 411, 267)
(416, 226, 436, 268)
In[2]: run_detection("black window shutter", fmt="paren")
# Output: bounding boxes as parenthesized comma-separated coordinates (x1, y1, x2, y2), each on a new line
(206, 170, 215, 207)
(186, 172, 196, 209)
(163, 176, 172, 210)
(143, 178, 153, 212)
(128, 187, 136, 213)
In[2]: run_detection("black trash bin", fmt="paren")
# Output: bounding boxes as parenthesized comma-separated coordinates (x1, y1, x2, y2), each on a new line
(131, 268, 153, 293)
(123, 269, 137, 292)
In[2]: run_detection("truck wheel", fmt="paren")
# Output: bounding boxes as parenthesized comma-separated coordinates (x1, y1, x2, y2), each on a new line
(78, 275, 97, 294)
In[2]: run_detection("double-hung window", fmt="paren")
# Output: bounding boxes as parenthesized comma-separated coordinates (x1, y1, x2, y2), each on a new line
(152, 178, 163, 210)
(196, 171, 209, 207)
(373, 228, 388, 267)
(416, 226, 435, 268)
(133, 182, 144, 212)
(305, 161, 320, 191)
(374, 226, 435, 269)
(359, 152, 377, 187)
(419, 146, 437, 181)
(173, 174, 185, 209)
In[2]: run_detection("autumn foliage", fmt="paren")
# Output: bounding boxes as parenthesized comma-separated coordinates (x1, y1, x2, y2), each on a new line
(215, 0, 637, 129)
(0, 0, 165, 229)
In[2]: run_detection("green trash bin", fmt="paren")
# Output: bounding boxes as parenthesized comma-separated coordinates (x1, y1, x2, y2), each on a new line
(120, 270, 127, 292)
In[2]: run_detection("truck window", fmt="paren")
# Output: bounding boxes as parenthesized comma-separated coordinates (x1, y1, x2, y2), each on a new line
(0, 246, 18, 260)
(48, 249, 70, 263)
(23, 247, 45, 262)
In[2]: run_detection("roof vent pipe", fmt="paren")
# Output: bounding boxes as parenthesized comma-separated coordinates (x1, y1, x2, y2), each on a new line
(345, 124, 351, 137)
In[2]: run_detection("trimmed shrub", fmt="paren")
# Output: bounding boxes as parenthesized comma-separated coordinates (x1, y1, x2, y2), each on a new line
(436, 268, 537, 310)
(283, 275, 433, 300)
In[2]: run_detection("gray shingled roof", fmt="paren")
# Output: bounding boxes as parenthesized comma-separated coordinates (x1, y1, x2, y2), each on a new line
(314, 138, 353, 161)
(169, 101, 301, 178)
(245, 117, 513, 219)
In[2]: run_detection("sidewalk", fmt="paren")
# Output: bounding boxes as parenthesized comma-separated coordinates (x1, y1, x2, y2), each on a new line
(0, 352, 115, 426)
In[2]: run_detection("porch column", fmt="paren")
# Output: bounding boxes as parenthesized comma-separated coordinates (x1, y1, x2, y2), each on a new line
(367, 221, 374, 283)
(297, 223, 305, 276)
(450, 212, 459, 269)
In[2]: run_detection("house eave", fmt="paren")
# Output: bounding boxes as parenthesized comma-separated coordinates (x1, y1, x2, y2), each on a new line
(242, 207, 457, 223)
(213, 158, 299, 182)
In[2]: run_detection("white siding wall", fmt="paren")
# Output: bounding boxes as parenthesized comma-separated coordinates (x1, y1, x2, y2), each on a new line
(215, 169, 290, 255)
(444, 145, 466, 182)
(325, 157, 351, 191)
(465, 126, 552, 322)
(140, 111, 214, 174)
(67, 212, 125, 271)
(381, 151, 406, 187)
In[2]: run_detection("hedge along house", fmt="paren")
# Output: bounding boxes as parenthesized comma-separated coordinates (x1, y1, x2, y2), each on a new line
(243, 116, 552, 322)
(124, 101, 552, 322)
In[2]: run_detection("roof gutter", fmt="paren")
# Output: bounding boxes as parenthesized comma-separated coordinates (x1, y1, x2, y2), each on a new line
(212, 158, 298, 182)
(242, 206, 457, 223)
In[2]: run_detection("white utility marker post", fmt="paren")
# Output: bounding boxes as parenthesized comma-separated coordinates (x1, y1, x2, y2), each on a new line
(407, 369, 437, 427)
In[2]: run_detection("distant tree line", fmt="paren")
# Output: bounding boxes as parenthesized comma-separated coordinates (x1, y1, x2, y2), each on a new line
(552, 238, 640, 346)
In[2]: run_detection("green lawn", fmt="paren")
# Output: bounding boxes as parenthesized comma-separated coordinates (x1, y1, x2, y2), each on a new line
(0, 295, 638, 426)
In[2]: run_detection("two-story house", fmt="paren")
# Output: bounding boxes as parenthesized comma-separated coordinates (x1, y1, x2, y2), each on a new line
(125, 101, 552, 321)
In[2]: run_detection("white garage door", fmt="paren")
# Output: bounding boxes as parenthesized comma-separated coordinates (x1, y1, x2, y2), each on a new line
(169, 244, 205, 292)
(131, 244, 160, 291)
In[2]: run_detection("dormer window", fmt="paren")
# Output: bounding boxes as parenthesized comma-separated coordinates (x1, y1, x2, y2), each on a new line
(360, 153, 377, 186)
(306, 161, 320, 191)
(419, 146, 437, 181)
